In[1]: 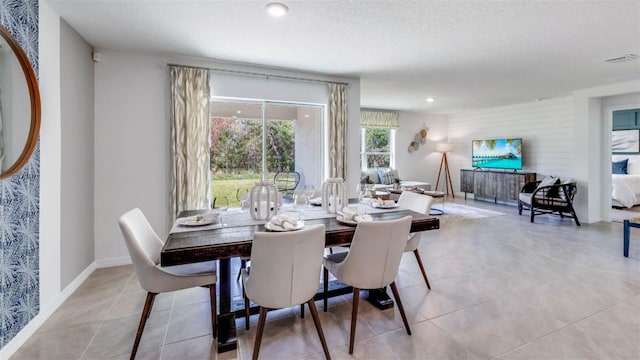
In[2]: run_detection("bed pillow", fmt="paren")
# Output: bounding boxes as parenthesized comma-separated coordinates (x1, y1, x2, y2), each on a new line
(612, 159, 628, 175)
(628, 161, 640, 175)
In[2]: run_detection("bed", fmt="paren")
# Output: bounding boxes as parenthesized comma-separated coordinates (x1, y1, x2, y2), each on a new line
(611, 154, 640, 208)
(612, 174, 640, 208)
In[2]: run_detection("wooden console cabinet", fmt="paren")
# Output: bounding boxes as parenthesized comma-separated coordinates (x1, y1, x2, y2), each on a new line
(460, 169, 536, 204)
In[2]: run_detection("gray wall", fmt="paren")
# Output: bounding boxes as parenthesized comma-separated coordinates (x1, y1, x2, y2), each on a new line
(60, 20, 95, 289)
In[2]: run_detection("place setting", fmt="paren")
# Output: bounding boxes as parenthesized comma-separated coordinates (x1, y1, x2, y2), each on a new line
(336, 206, 373, 226)
(175, 211, 220, 227)
(369, 198, 398, 209)
(265, 212, 305, 231)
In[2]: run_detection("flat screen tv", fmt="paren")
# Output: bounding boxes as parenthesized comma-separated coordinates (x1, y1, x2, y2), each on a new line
(472, 138, 523, 170)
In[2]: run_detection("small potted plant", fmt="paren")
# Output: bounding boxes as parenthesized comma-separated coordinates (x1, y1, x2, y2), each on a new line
(394, 178, 401, 190)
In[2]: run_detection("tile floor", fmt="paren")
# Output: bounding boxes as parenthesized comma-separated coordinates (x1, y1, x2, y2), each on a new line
(12, 199, 640, 359)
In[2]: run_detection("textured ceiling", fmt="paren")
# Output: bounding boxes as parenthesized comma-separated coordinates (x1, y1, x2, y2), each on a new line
(47, 0, 640, 114)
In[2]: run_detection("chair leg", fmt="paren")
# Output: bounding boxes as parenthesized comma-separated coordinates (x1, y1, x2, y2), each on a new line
(252, 307, 268, 360)
(530, 207, 535, 223)
(570, 206, 581, 226)
(624, 220, 630, 257)
(307, 300, 332, 360)
(209, 284, 217, 338)
(237, 259, 247, 282)
(349, 288, 360, 355)
(300, 304, 305, 318)
(412, 249, 431, 290)
(243, 284, 250, 331)
(390, 282, 411, 336)
(146, 293, 156, 319)
(518, 201, 522, 215)
(323, 267, 329, 312)
(131, 292, 156, 360)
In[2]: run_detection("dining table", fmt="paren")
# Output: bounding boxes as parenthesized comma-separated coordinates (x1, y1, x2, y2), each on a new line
(161, 203, 439, 353)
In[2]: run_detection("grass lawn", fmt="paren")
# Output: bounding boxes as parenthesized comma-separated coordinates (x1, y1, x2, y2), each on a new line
(211, 173, 279, 207)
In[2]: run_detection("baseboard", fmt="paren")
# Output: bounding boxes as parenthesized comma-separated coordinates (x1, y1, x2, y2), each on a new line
(0, 261, 97, 359)
(95, 256, 131, 269)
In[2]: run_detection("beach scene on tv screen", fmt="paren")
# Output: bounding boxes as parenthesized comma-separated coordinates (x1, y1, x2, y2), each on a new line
(472, 138, 522, 169)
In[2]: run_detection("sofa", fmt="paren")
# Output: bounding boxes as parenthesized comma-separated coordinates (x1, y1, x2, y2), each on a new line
(361, 168, 431, 192)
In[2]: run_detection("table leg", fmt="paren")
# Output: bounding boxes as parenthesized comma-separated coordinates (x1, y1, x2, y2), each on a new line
(623, 220, 630, 257)
(217, 258, 237, 353)
(366, 288, 394, 310)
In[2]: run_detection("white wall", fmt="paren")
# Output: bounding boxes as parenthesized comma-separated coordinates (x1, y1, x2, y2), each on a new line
(38, 0, 62, 311)
(573, 80, 640, 222)
(446, 80, 640, 223)
(94, 51, 360, 262)
(394, 111, 448, 187)
(59, 20, 95, 288)
(447, 96, 575, 192)
(94, 51, 170, 263)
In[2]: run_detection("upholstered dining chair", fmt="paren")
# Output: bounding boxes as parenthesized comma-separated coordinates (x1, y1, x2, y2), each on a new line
(242, 224, 331, 360)
(323, 216, 413, 354)
(396, 191, 434, 289)
(118, 208, 217, 359)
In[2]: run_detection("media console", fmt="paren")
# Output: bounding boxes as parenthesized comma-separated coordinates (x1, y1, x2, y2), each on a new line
(460, 169, 536, 204)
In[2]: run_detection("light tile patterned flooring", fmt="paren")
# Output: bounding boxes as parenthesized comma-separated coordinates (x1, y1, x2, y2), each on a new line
(12, 199, 640, 359)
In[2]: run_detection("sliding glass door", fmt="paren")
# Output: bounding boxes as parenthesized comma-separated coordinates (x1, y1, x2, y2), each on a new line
(210, 99, 323, 205)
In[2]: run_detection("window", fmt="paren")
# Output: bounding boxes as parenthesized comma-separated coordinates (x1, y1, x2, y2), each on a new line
(361, 128, 395, 169)
(210, 99, 324, 205)
(360, 109, 399, 169)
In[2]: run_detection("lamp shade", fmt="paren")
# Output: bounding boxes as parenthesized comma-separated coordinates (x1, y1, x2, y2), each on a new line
(435, 143, 454, 153)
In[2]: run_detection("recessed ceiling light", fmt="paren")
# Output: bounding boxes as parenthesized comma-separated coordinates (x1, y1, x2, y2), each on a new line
(426, 97, 436, 103)
(266, 2, 289, 17)
(304, 114, 310, 118)
(236, 110, 242, 114)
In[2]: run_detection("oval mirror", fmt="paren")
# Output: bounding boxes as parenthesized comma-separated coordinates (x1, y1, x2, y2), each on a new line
(0, 24, 40, 179)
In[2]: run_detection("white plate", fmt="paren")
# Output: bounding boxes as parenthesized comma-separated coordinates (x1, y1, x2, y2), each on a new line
(177, 216, 217, 227)
(371, 203, 398, 209)
(336, 215, 358, 226)
(265, 221, 305, 232)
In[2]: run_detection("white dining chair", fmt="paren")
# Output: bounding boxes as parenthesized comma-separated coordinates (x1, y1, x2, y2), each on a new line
(323, 216, 413, 354)
(118, 208, 217, 359)
(242, 224, 331, 360)
(397, 190, 434, 289)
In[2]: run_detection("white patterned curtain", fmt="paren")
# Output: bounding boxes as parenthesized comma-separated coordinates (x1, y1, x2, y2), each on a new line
(360, 109, 399, 129)
(169, 66, 211, 221)
(328, 83, 347, 179)
(0, 87, 4, 171)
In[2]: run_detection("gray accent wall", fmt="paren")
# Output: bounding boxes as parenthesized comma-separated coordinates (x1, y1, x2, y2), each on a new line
(60, 20, 95, 289)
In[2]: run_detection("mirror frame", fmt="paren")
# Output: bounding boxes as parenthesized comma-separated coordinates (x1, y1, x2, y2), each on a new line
(0, 24, 41, 179)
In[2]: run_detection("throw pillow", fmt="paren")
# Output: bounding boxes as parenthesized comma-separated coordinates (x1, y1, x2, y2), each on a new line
(377, 168, 395, 185)
(612, 159, 628, 175)
(536, 176, 560, 198)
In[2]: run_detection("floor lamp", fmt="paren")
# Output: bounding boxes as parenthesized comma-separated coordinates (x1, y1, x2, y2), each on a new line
(435, 143, 454, 198)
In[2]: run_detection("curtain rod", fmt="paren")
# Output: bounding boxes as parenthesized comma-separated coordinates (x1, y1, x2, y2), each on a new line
(166, 63, 349, 86)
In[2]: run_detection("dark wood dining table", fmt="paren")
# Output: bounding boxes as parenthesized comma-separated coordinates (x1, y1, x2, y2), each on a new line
(161, 209, 439, 353)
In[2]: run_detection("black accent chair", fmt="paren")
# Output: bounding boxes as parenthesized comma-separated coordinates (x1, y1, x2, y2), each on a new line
(518, 180, 580, 226)
(274, 171, 300, 199)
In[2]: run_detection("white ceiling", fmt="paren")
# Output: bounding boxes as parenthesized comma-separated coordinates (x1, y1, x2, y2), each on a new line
(46, 0, 640, 114)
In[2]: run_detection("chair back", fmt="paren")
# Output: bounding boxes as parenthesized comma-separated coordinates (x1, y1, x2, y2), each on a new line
(397, 191, 433, 252)
(338, 216, 412, 289)
(274, 171, 301, 194)
(397, 191, 433, 215)
(118, 208, 164, 292)
(245, 224, 326, 309)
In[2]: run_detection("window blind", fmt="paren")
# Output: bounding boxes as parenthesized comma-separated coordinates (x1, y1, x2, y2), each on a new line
(360, 109, 400, 129)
